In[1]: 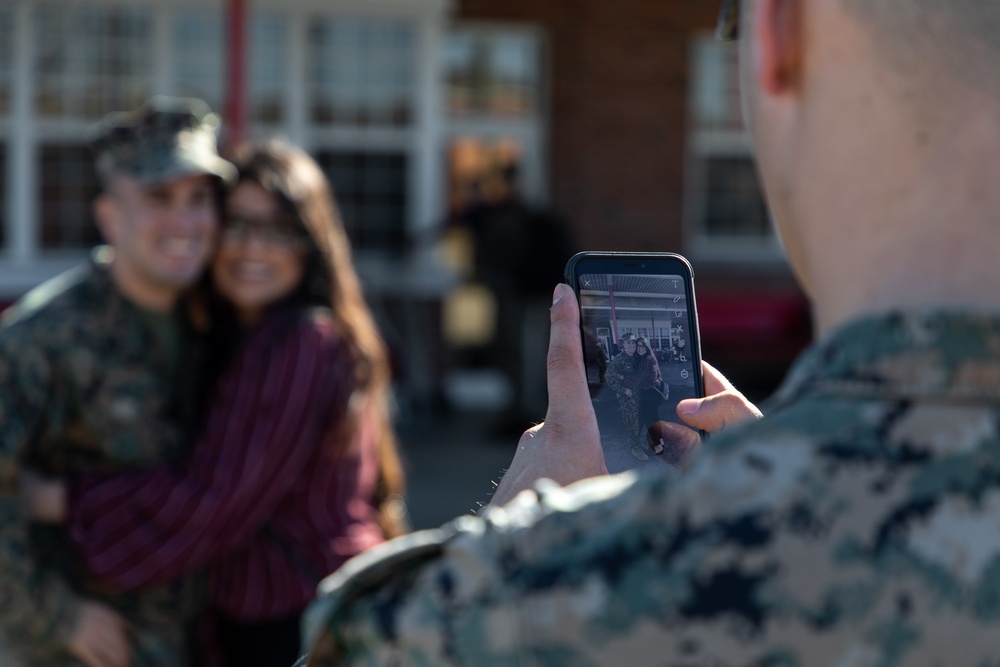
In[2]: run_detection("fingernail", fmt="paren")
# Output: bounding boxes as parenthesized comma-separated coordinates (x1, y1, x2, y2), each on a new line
(552, 283, 568, 305)
(677, 400, 700, 415)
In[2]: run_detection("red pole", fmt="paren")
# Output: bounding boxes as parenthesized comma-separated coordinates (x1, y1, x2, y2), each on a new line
(225, 0, 248, 148)
(608, 277, 618, 344)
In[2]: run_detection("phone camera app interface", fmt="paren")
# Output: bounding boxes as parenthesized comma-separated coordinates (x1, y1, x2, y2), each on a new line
(579, 272, 700, 474)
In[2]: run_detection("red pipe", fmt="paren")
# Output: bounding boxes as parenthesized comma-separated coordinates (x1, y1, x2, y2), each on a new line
(225, 0, 248, 147)
(608, 277, 618, 344)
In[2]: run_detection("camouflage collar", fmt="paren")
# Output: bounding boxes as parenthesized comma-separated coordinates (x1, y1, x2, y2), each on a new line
(84, 249, 185, 332)
(771, 311, 1000, 405)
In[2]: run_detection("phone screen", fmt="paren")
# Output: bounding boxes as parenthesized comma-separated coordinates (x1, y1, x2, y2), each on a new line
(567, 253, 703, 473)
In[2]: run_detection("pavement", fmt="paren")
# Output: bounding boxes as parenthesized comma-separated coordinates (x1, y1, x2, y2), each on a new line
(398, 407, 522, 531)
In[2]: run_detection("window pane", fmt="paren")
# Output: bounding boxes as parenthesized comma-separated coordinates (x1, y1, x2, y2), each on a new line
(173, 11, 224, 111)
(686, 35, 773, 251)
(0, 4, 12, 117)
(39, 145, 100, 249)
(250, 14, 288, 124)
(0, 145, 6, 250)
(690, 38, 744, 133)
(445, 30, 540, 117)
(35, 5, 153, 119)
(315, 151, 408, 252)
(307, 19, 415, 127)
(702, 157, 770, 239)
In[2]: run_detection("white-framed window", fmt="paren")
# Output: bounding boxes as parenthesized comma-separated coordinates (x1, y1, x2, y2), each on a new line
(35, 3, 153, 120)
(0, 2, 12, 252)
(33, 3, 155, 251)
(172, 10, 225, 112)
(684, 34, 780, 262)
(248, 12, 289, 126)
(308, 18, 416, 129)
(306, 16, 417, 254)
(0, 0, 449, 296)
(441, 23, 547, 244)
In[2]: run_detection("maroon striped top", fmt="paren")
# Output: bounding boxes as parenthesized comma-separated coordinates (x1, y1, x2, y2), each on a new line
(66, 307, 386, 621)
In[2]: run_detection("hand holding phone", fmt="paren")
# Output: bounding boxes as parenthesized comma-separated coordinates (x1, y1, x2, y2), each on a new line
(565, 252, 705, 473)
(491, 283, 606, 506)
(490, 277, 761, 506)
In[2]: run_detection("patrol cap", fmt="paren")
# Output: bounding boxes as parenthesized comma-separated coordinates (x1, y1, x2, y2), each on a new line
(90, 96, 237, 186)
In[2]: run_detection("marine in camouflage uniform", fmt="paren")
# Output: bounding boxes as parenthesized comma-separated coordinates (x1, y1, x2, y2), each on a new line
(0, 97, 234, 666)
(0, 257, 206, 666)
(303, 311, 1000, 665)
(604, 339, 647, 459)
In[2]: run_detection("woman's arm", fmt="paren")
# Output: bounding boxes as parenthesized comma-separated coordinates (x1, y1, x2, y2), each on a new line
(66, 315, 353, 590)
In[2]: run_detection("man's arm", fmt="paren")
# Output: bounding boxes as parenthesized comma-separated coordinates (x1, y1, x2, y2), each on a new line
(300, 284, 768, 666)
(0, 336, 108, 660)
(603, 353, 627, 394)
(64, 317, 349, 588)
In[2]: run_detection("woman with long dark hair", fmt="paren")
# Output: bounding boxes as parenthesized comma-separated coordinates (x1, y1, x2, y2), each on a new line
(25, 138, 406, 666)
(631, 335, 667, 455)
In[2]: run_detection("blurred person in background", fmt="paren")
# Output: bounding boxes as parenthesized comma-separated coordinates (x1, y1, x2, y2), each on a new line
(449, 163, 575, 431)
(24, 138, 407, 667)
(0, 97, 233, 667)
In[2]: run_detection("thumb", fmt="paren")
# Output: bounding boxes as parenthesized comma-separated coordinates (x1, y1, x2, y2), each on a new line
(677, 391, 763, 434)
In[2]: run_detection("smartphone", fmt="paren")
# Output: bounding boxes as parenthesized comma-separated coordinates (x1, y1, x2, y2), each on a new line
(564, 251, 704, 473)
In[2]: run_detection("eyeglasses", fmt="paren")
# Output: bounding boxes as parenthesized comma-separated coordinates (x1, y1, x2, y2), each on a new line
(717, 0, 739, 41)
(221, 214, 307, 250)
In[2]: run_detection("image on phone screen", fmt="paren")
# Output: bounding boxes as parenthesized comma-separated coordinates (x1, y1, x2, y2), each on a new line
(577, 271, 702, 473)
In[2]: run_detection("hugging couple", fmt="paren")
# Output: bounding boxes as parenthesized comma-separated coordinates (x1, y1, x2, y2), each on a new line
(2, 97, 404, 667)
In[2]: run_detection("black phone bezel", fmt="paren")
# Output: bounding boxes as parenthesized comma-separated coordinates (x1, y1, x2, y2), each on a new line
(564, 250, 705, 401)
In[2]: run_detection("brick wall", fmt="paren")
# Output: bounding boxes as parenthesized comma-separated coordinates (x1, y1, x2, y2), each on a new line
(456, 0, 719, 253)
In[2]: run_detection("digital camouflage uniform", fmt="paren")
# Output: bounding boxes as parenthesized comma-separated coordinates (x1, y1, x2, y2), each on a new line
(604, 351, 645, 451)
(303, 311, 1000, 666)
(0, 257, 205, 666)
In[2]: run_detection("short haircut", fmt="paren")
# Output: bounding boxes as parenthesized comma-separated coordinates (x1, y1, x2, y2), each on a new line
(840, 0, 1000, 90)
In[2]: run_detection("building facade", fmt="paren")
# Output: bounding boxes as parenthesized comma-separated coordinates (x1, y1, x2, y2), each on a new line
(0, 0, 808, 399)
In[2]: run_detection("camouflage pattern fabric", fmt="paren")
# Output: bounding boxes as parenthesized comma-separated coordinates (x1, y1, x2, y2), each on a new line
(0, 257, 205, 666)
(90, 96, 236, 187)
(303, 311, 1000, 666)
(605, 351, 646, 450)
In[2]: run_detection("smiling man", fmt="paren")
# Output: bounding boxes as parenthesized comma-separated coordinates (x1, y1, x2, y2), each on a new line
(0, 98, 234, 667)
(302, 0, 1000, 664)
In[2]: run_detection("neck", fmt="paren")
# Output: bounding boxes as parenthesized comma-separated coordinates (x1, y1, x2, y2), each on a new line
(237, 307, 263, 325)
(109, 261, 179, 314)
(795, 90, 1000, 336)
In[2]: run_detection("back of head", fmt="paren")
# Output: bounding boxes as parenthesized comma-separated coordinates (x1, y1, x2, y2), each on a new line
(841, 0, 1000, 93)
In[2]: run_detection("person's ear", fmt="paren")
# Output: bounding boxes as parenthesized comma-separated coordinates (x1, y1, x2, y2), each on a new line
(751, 0, 803, 95)
(93, 193, 119, 245)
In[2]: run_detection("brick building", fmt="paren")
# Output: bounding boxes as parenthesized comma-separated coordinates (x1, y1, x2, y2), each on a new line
(0, 0, 808, 400)
(452, 0, 811, 396)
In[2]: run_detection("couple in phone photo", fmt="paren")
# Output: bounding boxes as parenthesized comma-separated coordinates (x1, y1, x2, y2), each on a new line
(604, 332, 693, 470)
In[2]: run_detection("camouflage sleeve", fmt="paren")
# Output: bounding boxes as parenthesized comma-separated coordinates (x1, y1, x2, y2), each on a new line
(302, 476, 639, 666)
(0, 336, 81, 658)
(604, 355, 626, 394)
